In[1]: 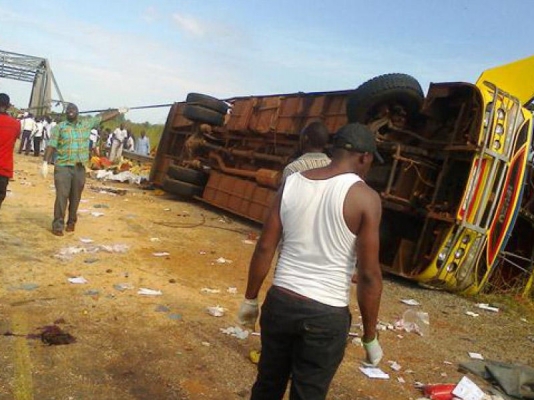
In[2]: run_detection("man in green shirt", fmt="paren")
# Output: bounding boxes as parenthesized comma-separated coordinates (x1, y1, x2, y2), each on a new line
(42, 103, 128, 236)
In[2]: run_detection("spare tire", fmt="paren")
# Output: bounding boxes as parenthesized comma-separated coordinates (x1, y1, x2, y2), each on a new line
(186, 93, 229, 114)
(167, 165, 208, 186)
(346, 73, 424, 124)
(162, 177, 204, 198)
(183, 104, 225, 126)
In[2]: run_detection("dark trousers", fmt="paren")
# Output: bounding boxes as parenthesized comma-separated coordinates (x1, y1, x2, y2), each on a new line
(251, 286, 351, 400)
(33, 137, 42, 157)
(53, 165, 86, 232)
(19, 130, 32, 154)
(0, 175, 8, 208)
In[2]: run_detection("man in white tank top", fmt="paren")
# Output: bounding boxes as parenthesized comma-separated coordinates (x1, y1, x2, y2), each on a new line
(237, 123, 384, 400)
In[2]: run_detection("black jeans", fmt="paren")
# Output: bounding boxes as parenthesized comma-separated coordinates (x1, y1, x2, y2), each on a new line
(19, 130, 32, 154)
(53, 165, 86, 232)
(251, 286, 351, 400)
(0, 175, 8, 208)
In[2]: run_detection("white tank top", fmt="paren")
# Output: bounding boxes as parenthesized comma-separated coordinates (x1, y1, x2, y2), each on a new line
(273, 172, 363, 307)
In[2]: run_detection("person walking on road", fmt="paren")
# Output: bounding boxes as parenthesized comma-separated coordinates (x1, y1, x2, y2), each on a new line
(281, 120, 331, 182)
(42, 103, 128, 236)
(237, 122, 384, 400)
(0, 93, 22, 209)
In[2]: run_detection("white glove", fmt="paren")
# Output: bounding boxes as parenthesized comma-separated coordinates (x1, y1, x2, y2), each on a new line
(362, 335, 383, 366)
(118, 107, 129, 114)
(41, 161, 49, 178)
(237, 298, 259, 329)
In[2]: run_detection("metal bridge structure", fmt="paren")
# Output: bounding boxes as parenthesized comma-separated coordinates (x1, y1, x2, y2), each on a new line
(0, 49, 64, 116)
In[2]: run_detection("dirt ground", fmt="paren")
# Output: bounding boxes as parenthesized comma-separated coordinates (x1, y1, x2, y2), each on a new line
(1, 153, 533, 400)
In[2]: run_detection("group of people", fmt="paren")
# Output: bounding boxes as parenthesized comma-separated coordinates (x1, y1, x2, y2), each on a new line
(2, 88, 383, 400)
(93, 124, 151, 161)
(18, 112, 57, 157)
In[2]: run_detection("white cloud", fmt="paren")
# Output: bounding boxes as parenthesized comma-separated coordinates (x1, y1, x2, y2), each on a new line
(142, 6, 159, 24)
(171, 13, 205, 37)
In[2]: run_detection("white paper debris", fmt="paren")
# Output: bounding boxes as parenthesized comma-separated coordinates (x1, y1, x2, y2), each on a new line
(68, 276, 88, 284)
(242, 239, 256, 245)
(220, 326, 249, 340)
(207, 305, 225, 317)
(475, 303, 499, 312)
(452, 376, 485, 400)
(466, 311, 480, 317)
(152, 252, 170, 257)
(401, 299, 420, 306)
(215, 257, 232, 264)
(397, 376, 405, 383)
(79, 238, 94, 244)
(137, 288, 163, 296)
(359, 367, 390, 379)
(150, 237, 161, 242)
(468, 352, 484, 360)
(227, 287, 237, 294)
(91, 211, 105, 217)
(201, 288, 221, 294)
(388, 361, 402, 371)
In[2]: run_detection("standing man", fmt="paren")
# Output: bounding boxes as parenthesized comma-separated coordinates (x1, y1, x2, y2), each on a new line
(19, 112, 36, 155)
(135, 130, 150, 156)
(0, 93, 21, 209)
(237, 123, 383, 400)
(109, 123, 128, 162)
(42, 103, 128, 236)
(282, 120, 331, 181)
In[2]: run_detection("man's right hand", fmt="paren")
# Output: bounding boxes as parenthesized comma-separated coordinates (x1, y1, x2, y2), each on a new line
(41, 161, 49, 178)
(362, 335, 383, 366)
(236, 298, 259, 330)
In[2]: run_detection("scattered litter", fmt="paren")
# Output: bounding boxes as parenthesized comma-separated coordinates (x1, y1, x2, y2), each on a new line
(395, 309, 430, 336)
(475, 303, 499, 313)
(168, 314, 182, 320)
(150, 237, 161, 242)
(207, 305, 225, 317)
(90, 212, 105, 217)
(79, 238, 94, 244)
(468, 352, 484, 360)
(155, 305, 170, 312)
(99, 244, 130, 253)
(359, 367, 390, 379)
(202, 341, 211, 347)
(68, 277, 88, 284)
(242, 239, 256, 245)
(466, 311, 480, 317)
(444, 361, 453, 365)
(84, 289, 100, 296)
(227, 287, 237, 294)
(422, 383, 456, 399)
(201, 288, 221, 294)
(388, 361, 402, 371)
(163, 208, 171, 211)
(452, 376, 485, 400)
(89, 185, 127, 196)
(397, 377, 405, 383)
(352, 337, 362, 346)
(220, 326, 250, 340)
(401, 299, 420, 306)
(152, 252, 170, 257)
(520, 317, 528, 323)
(113, 283, 133, 292)
(199, 250, 207, 255)
(215, 257, 232, 264)
(94, 170, 147, 184)
(137, 288, 162, 296)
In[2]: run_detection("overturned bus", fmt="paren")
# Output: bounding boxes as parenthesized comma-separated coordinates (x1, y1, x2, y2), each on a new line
(150, 55, 534, 297)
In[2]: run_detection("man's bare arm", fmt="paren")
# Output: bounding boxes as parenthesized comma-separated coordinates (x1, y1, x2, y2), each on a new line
(355, 187, 383, 342)
(244, 189, 283, 300)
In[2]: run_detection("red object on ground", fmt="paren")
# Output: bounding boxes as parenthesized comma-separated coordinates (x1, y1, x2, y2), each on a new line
(422, 383, 456, 400)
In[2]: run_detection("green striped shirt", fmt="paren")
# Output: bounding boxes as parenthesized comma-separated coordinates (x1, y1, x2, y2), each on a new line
(49, 117, 101, 166)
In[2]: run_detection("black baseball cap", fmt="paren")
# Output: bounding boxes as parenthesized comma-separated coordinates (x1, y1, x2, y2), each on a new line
(333, 123, 377, 153)
(333, 122, 384, 163)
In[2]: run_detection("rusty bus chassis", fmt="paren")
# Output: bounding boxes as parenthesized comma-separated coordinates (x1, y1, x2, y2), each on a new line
(151, 57, 534, 297)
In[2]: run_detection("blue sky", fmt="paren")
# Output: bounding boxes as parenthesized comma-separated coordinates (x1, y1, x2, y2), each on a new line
(0, 0, 532, 123)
